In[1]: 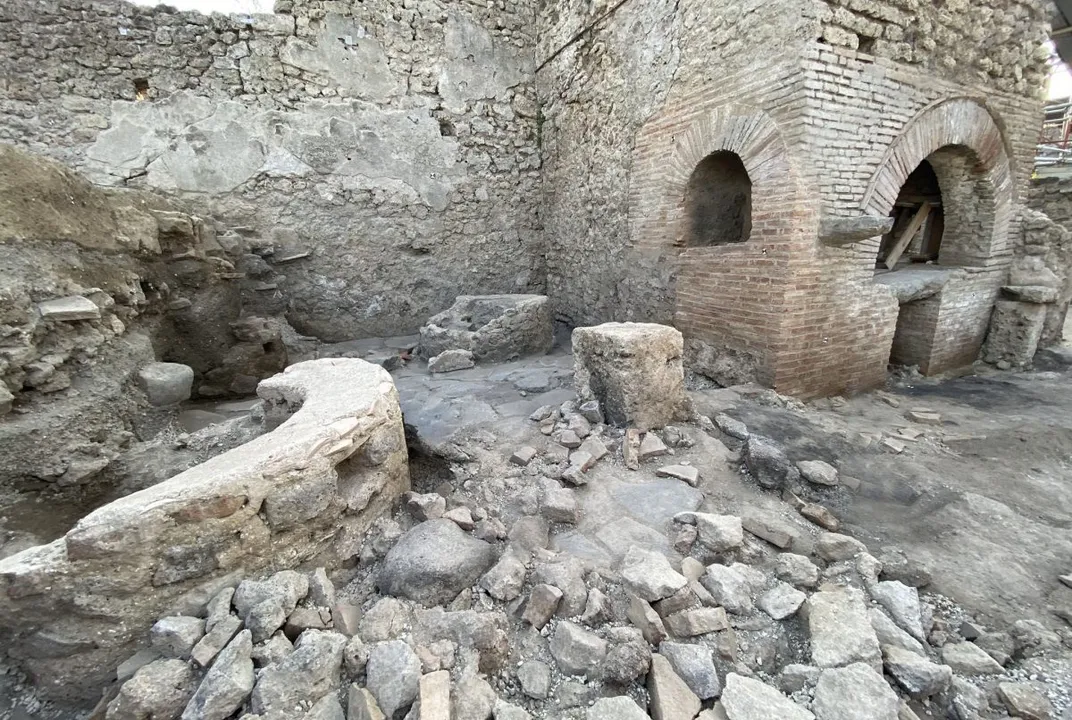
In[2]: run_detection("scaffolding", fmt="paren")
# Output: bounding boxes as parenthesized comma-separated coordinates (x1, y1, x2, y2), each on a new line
(1037, 98, 1072, 169)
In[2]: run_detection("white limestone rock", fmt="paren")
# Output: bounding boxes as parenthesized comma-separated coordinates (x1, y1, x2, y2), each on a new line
(572, 323, 689, 430)
(137, 362, 194, 406)
(811, 663, 899, 720)
(620, 546, 688, 602)
(807, 589, 881, 668)
(721, 673, 814, 720)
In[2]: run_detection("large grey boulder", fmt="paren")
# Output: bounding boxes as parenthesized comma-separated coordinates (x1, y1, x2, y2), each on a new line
(182, 630, 254, 720)
(107, 659, 197, 720)
(137, 362, 194, 406)
(720, 673, 814, 720)
(572, 323, 689, 430)
(811, 663, 899, 720)
(366, 640, 421, 717)
(379, 519, 497, 606)
(419, 294, 552, 362)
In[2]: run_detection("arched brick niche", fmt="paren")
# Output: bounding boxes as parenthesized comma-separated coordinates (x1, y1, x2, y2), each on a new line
(629, 104, 815, 387)
(861, 98, 1014, 376)
(861, 98, 1014, 270)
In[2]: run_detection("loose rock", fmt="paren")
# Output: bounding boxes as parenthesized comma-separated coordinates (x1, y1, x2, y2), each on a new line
(807, 589, 881, 668)
(811, 663, 899, 720)
(881, 645, 952, 699)
(720, 673, 815, 720)
(660, 642, 722, 700)
(379, 519, 497, 606)
(108, 659, 197, 720)
(480, 551, 528, 602)
(744, 436, 791, 489)
(366, 640, 421, 718)
(797, 460, 839, 487)
(775, 554, 819, 588)
(997, 681, 1053, 720)
(757, 583, 806, 620)
(694, 514, 744, 552)
(550, 621, 608, 678)
(665, 607, 729, 637)
(428, 349, 475, 373)
(639, 432, 670, 461)
(522, 584, 563, 630)
(621, 546, 688, 602)
(587, 696, 650, 720)
(940, 642, 1004, 675)
(150, 616, 206, 659)
(647, 654, 702, 720)
(870, 581, 925, 643)
(701, 564, 755, 615)
(182, 630, 254, 720)
(517, 660, 552, 700)
(656, 465, 700, 486)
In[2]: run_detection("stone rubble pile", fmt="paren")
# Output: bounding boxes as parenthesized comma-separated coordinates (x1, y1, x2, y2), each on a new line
(101, 391, 1066, 720)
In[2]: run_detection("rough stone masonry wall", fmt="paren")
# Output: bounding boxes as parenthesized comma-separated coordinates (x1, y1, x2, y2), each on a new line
(0, 358, 409, 701)
(0, 0, 543, 340)
(538, 0, 1050, 397)
(1029, 175, 1072, 227)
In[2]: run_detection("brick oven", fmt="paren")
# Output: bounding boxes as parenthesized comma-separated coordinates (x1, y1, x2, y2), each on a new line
(539, 0, 1049, 398)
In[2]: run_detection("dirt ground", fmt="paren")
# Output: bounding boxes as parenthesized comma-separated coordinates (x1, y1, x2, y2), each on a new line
(710, 365, 1072, 635)
(4, 343, 1072, 719)
(395, 348, 1072, 639)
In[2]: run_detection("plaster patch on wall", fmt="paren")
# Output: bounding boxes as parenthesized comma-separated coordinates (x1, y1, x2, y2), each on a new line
(279, 15, 402, 103)
(85, 91, 463, 209)
(438, 15, 530, 113)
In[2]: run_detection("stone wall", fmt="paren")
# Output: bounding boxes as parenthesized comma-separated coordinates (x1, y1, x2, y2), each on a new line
(537, 0, 1048, 396)
(1029, 174, 1072, 227)
(812, 0, 1052, 97)
(0, 141, 303, 497)
(0, 358, 409, 701)
(0, 0, 543, 340)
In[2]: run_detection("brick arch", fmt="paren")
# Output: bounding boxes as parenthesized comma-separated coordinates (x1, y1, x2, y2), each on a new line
(860, 97, 1013, 264)
(628, 103, 816, 389)
(630, 103, 809, 251)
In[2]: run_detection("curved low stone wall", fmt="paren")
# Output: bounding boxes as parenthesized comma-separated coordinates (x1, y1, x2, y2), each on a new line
(0, 358, 410, 702)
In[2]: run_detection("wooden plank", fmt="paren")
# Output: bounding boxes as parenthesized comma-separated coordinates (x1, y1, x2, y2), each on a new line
(894, 194, 942, 206)
(884, 202, 932, 269)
